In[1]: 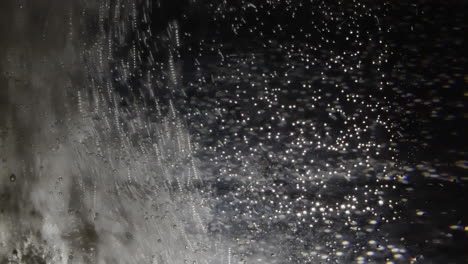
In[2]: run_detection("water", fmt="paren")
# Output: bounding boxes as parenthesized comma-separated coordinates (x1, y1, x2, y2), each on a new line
(0, 0, 466, 263)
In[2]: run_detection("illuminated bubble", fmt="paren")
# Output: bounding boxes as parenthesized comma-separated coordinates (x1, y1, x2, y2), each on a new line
(416, 210, 427, 216)
(449, 225, 466, 231)
(455, 160, 468, 169)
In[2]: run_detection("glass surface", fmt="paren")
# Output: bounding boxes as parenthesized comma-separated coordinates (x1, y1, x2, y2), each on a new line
(0, 0, 466, 263)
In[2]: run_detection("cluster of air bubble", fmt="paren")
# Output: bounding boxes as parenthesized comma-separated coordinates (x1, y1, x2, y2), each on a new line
(73, 0, 418, 263)
(12, 0, 427, 263)
(178, 1, 410, 262)
(2, 0, 465, 263)
(382, 2, 467, 184)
